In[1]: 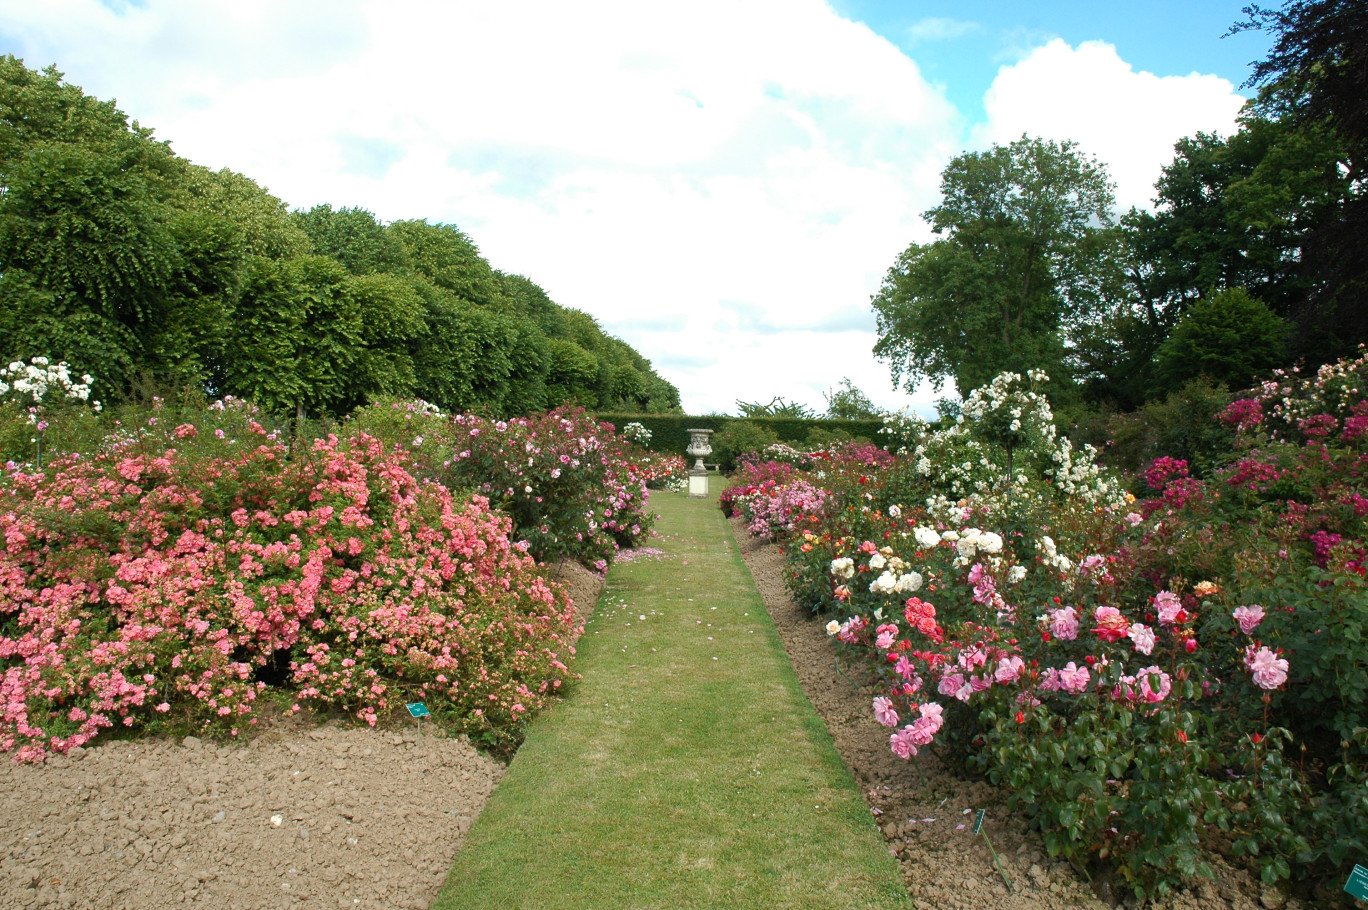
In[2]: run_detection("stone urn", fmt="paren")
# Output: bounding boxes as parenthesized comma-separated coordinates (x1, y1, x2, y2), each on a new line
(685, 428, 714, 497)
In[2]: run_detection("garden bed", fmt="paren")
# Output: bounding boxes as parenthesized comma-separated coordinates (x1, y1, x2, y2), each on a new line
(731, 516, 1289, 910)
(0, 562, 606, 910)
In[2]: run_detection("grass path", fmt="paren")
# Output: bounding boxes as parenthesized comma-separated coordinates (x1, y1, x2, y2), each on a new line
(432, 489, 912, 910)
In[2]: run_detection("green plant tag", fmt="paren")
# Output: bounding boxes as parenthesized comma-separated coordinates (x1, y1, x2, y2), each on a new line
(1346, 864, 1368, 902)
(406, 702, 430, 718)
(972, 809, 986, 835)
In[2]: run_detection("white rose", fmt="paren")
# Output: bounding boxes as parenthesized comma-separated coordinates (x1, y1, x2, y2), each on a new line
(825, 620, 841, 635)
(869, 572, 898, 594)
(913, 527, 940, 549)
(894, 571, 923, 593)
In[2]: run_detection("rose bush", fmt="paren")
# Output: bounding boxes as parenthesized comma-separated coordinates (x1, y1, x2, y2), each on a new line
(750, 363, 1368, 902)
(0, 403, 580, 760)
(349, 402, 657, 568)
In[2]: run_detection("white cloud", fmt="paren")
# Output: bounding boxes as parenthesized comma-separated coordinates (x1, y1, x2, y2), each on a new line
(0, 7, 1247, 419)
(0, 0, 959, 416)
(974, 39, 1247, 211)
(907, 17, 979, 45)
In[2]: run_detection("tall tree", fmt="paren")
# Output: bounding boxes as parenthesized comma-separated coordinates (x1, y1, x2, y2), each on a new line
(824, 378, 883, 420)
(1235, 0, 1368, 360)
(1091, 114, 1354, 407)
(872, 135, 1122, 396)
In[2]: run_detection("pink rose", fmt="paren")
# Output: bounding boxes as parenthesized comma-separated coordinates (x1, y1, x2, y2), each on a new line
(994, 656, 1025, 683)
(1154, 590, 1185, 625)
(890, 726, 919, 759)
(1058, 661, 1091, 694)
(1047, 607, 1079, 641)
(873, 696, 899, 728)
(1245, 646, 1289, 690)
(1232, 605, 1265, 636)
(937, 672, 965, 699)
(1129, 623, 1155, 656)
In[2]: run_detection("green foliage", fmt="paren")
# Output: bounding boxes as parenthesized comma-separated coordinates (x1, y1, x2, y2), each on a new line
(823, 378, 883, 420)
(0, 56, 680, 420)
(736, 396, 817, 419)
(220, 255, 363, 416)
(873, 135, 1122, 396)
(389, 219, 503, 307)
(710, 420, 780, 472)
(593, 414, 886, 460)
(291, 204, 407, 275)
(1100, 378, 1237, 478)
(1154, 288, 1289, 395)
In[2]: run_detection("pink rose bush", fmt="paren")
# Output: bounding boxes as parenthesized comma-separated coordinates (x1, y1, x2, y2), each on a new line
(0, 412, 581, 761)
(738, 479, 828, 542)
(350, 403, 655, 567)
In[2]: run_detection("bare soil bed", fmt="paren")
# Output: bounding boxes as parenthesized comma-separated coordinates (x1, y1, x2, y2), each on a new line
(0, 562, 605, 910)
(729, 516, 1295, 910)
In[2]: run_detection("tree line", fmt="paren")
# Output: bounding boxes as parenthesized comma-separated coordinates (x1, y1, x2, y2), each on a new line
(0, 56, 681, 419)
(872, 0, 1366, 423)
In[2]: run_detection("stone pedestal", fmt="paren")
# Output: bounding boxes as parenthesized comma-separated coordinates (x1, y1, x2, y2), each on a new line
(685, 428, 714, 499)
(688, 470, 710, 497)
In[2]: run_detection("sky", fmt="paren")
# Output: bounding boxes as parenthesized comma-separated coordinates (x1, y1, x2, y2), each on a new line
(0, 1, 1274, 416)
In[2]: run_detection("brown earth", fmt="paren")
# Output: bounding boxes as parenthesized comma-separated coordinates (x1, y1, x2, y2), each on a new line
(0, 562, 606, 910)
(728, 515, 1295, 910)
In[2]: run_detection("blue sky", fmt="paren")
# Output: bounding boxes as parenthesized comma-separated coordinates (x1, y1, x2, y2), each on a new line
(0, 1, 1269, 416)
(836, 1, 1271, 115)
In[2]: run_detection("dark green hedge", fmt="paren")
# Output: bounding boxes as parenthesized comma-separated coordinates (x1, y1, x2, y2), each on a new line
(593, 413, 886, 454)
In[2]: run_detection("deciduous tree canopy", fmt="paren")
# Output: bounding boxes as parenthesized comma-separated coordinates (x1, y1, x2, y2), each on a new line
(0, 57, 680, 417)
(872, 135, 1121, 397)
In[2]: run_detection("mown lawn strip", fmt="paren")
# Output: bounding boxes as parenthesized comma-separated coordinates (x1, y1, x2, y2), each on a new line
(433, 489, 912, 910)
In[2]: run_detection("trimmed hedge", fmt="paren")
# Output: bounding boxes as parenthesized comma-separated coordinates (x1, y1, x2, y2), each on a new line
(593, 413, 886, 456)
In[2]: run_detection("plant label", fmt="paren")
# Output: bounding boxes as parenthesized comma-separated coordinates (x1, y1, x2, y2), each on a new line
(1345, 864, 1368, 902)
(972, 809, 986, 835)
(405, 702, 430, 718)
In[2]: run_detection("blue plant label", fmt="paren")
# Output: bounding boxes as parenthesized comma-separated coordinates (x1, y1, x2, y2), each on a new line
(972, 809, 986, 835)
(406, 702, 430, 718)
(1345, 864, 1368, 902)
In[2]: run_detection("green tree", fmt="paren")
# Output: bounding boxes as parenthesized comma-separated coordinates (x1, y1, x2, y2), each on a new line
(1235, 0, 1368, 362)
(872, 135, 1121, 396)
(735, 396, 816, 419)
(1119, 116, 1351, 373)
(1152, 287, 1288, 394)
(823, 377, 883, 420)
(292, 204, 407, 275)
(388, 219, 503, 307)
(219, 255, 363, 417)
